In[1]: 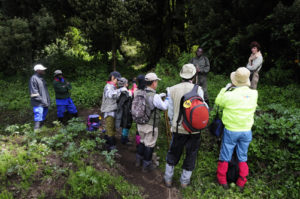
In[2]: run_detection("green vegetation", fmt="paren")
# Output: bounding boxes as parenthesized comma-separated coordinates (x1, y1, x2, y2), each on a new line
(1, 1, 299, 198)
(155, 54, 300, 198)
(0, 119, 143, 198)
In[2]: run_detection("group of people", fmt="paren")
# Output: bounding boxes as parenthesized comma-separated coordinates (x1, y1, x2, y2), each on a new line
(29, 65, 78, 130)
(28, 41, 263, 190)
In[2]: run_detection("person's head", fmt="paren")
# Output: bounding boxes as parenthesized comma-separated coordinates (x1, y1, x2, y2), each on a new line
(230, 67, 250, 87)
(196, 47, 203, 57)
(137, 74, 146, 90)
(118, 77, 128, 88)
(250, 41, 261, 54)
(180, 64, 196, 82)
(145, 73, 161, 90)
(54, 70, 63, 78)
(34, 64, 47, 75)
(108, 71, 121, 84)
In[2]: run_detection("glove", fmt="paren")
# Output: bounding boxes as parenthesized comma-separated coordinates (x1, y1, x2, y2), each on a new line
(159, 93, 166, 98)
(225, 83, 232, 90)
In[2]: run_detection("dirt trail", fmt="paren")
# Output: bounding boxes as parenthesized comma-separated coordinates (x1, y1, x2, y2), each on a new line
(115, 134, 181, 199)
(79, 108, 182, 199)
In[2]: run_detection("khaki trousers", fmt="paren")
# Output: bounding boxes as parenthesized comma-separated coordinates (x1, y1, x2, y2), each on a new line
(137, 124, 158, 148)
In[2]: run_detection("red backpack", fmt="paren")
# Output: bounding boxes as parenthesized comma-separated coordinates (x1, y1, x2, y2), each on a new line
(176, 85, 209, 133)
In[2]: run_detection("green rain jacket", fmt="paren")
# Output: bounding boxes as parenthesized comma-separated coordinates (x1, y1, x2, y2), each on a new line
(215, 86, 258, 131)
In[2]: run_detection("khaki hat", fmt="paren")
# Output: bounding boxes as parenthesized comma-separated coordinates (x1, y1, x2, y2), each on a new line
(230, 67, 251, 87)
(54, 70, 63, 76)
(34, 64, 47, 71)
(180, 64, 196, 79)
(145, 72, 161, 81)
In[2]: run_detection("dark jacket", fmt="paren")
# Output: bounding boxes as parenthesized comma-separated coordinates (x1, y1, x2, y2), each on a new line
(29, 73, 51, 107)
(189, 56, 210, 75)
(53, 77, 72, 99)
(115, 91, 133, 129)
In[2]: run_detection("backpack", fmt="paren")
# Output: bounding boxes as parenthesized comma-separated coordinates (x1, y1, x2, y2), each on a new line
(176, 85, 209, 133)
(209, 106, 224, 137)
(87, 114, 101, 131)
(227, 148, 239, 183)
(131, 89, 151, 124)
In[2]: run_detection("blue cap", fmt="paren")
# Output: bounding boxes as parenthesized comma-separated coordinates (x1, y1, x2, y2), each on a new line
(110, 71, 121, 80)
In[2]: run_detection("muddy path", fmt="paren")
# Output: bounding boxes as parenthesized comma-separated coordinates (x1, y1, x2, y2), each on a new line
(78, 107, 182, 199)
(115, 134, 182, 199)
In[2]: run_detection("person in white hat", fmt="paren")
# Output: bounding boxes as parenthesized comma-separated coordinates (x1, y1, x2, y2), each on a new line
(135, 72, 169, 173)
(29, 64, 50, 130)
(164, 64, 208, 188)
(53, 70, 78, 124)
(215, 67, 258, 190)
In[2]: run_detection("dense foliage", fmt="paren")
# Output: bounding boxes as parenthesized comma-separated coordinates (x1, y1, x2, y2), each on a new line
(0, 0, 299, 83)
(154, 53, 300, 198)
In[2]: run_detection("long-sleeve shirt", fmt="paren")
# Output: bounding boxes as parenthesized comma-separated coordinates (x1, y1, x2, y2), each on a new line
(215, 86, 258, 131)
(189, 56, 210, 74)
(29, 73, 51, 107)
(101, 82, 121, 117)
(246, 53, 263, 73)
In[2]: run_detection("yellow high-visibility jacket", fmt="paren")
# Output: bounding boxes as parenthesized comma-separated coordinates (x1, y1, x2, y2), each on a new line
(215, 86, 258, 131)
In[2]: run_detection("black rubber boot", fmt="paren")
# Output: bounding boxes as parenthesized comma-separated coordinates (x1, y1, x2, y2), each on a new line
(105, 136, 116, 151)
(71, 112, 78, 118)
(58, 117, 64, 124)
(142, 147, 156, 173)
(136, 143, 145, 167)
(34, 121, 41, 130)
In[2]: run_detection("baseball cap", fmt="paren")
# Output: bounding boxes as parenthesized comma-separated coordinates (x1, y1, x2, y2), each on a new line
(34, 64, 47, 71)
(145, 72, 161, 81)
(54, 70, 63, 76)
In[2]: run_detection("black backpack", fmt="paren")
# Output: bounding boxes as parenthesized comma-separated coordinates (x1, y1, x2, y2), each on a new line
(226, 148, 239, 183)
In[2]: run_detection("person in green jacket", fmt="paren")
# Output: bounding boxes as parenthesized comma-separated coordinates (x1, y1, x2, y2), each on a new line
(53, 70, 78, 123)
(215, 67, 258, 190)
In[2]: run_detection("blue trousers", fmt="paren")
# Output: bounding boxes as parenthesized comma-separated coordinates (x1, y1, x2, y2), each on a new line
(219, 128, 252, 162)
(56, 97, 77, 118)
(33, 107, 48, 122)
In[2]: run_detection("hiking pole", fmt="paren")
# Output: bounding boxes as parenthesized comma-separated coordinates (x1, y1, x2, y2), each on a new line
(164, 111, 172, 148)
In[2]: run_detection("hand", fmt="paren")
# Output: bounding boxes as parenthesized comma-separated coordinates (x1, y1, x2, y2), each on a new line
(159, 93, 166, 98)
(196, 65, 201, 72)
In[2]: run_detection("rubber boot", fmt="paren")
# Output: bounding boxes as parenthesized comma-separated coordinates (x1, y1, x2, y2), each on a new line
(136, 143, 145, 167)
(164, 163, 174, 187)
(236, 162, 249, 189)
(180, 169, 193, 188)
(71, 112, 78, 118)
(105, 136, 116, 151)
(34, 121, 41, 131)
(142, 147, 156, 173)
(217, 161, 228, 187)
(58, 117, 64, 124)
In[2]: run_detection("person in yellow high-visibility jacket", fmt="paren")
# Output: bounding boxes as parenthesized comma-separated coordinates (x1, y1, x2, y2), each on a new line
(215, 67, 258, 190)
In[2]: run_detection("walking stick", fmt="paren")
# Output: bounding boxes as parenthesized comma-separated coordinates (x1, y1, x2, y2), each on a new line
(164, 111, 172, 148)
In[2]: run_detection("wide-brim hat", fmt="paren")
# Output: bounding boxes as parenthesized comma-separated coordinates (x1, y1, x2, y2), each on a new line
(54, 70, 63, 76)
(230, 67, 251, 87)
(180, 64, 196, 79)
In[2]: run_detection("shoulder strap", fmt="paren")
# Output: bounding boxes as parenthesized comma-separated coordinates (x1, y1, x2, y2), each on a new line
(152, 108, 157, 136)
(176, 97, 185, 134)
